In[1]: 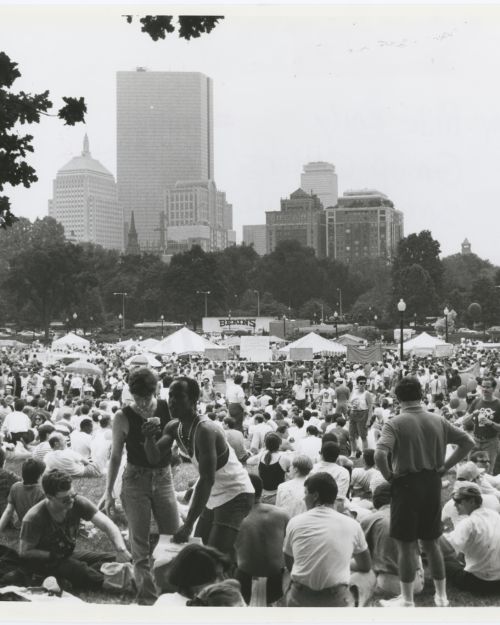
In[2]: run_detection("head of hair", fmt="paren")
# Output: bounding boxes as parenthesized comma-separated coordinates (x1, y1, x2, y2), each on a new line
(293, 415, 304, 429)
(322, 432, 338, 444)
(335, 415, 346, 427)
(395, 376, 423, 402)
(482, 376, 497, 389)
(81, 404, 90, 415)
(321, 441, 340, 463)
(263, 432, 281, 464)
(234, 374, 243, 385)
(22, 458, 46, 485)
(292, 454, 313, 477)
(79, 418, 93, 431)
(128, 367, 158, 397)
(373, 482, 392, 509)
(14, 398, 25, 412)
(304, 472, 338, 505)
(356, 375, 367, 383)
(223, 416, 236, 429)
(37, 423, 55, 442)
(167, 544, 231, 598)
(306, 424, 319, 436)
(171, 376, 200, 404)
(188, 580, 245, 607)
(42, 469, 72, 496)
(363, 449, 375, 468)
(48, 433, 64, 449)
(249, 473, 263, 500)
(254, 413, 264, 424)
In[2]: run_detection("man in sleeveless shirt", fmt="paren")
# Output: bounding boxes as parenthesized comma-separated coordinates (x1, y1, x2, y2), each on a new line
(147, 377, 254, 558)
(100, 367, 179, 605)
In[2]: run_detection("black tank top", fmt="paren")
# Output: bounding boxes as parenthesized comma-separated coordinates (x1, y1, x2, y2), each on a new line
(258, 456, 286, 491)
(123, 399, 171, 467)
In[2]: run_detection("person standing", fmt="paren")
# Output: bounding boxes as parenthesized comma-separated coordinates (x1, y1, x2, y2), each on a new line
(374, 376, 474, 608)
(226, 374, 246, 432)
(100, 367, 179, 605)
(348, 375, 373, 454)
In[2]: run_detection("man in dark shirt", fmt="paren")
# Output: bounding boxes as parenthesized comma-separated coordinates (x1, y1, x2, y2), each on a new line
(463, 377, 500, 472)
(20, 469, 130, 590)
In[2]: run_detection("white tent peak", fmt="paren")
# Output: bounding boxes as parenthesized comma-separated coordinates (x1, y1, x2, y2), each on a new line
(280, 332, 346, 354)
(52, 332, 90, 350)
(152, 327, 219, 355)
(403, 332, 446, 350)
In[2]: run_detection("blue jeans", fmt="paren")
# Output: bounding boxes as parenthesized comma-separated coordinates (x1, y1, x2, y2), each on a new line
(121, 464, 179, 605)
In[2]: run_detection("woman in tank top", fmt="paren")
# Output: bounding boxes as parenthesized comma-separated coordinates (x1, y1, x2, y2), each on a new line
(247, 432, 291, 504)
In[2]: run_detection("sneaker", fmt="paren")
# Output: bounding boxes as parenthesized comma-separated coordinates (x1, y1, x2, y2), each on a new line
(380, 595, 415, 608)
(434, 595, 450, 607)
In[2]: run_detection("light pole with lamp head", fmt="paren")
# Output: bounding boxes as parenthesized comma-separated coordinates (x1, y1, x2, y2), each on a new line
(333, 311, 339, 339)
(72, 312, 77, 332)
(336, 288, 343, 318)
(444, 306, 449, 343)
(113, 292, 127, 330)
(282, 314, 287, 339)
(397, 299, 406, 368)
(118, 314, 122, 340)
(160, 314, 164, 339)
(196, 290, 210, 318)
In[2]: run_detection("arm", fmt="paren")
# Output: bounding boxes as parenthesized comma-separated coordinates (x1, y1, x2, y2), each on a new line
(98, 411, 127, 514)
(0, 502, 15, 533)
(351, 548, 372, 573)
(284, 553, 294, 573)
(91, 510, 132, 562)
(440, 431, 474, 474)
(374, 449, 393, 482)
(172, 425, 218, 543)
(143, 421, 176, 466)
(19, 540, 52, 561)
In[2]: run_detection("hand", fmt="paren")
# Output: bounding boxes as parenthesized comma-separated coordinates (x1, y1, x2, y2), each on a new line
(171, 523, 193, 544)
(98, 492, 115, 516)
(115, 548, 132, 563)
(437, 465, 447, 476)
(142, 420, 161, 439)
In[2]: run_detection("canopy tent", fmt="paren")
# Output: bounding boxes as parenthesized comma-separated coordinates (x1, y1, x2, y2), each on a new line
(402, 332, 448, 356)
(52, 332, 90, 351)
(279, 332, 347, 355)
(125, 353, 162, 368)
(0, 339, 26, 348)
(138, 338, 161, 351)
(268, 335, 287, 344)
(336, 334, 366, 347)
(151, 327, 219, 356)
(113, 339, 138, 351)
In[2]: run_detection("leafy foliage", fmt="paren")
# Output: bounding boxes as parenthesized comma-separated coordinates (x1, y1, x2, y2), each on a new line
(124, 14, 224, 41)
(57, 97, 87, 126)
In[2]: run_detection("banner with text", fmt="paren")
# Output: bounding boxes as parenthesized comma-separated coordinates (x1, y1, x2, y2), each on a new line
(202, 317, 275, 334)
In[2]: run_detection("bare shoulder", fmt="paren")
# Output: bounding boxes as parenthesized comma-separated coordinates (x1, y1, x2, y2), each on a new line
(112, 410, 129, 434)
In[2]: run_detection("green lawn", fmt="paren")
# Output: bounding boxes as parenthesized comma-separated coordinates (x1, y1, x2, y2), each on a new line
(2, 456, 500, 607)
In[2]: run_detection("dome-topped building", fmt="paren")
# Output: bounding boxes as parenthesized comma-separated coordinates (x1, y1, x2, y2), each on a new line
(48, 135, 123, 250)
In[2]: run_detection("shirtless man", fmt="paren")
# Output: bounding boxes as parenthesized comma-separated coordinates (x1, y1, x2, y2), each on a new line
(145, 377, 254, 556)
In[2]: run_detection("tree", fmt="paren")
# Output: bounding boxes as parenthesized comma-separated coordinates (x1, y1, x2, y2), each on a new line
(392, 263, 439, 320)
(299, 299, 332, 322)
(442, 253, 496, 296)
(470, 276, 500, 326)
(0, 53, 86, 229)
(124, 15, 224, 41)
(393, 230, 443, 295)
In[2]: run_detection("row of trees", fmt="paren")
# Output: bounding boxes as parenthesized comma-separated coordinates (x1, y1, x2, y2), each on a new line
(1, 217, 499, 340)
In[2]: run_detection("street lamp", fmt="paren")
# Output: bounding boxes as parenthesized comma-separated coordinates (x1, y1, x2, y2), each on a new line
(72, 312, 77, 332)
(113, 292, 127, 330)
(160, 314, 164, 339)
(118, 313, 123, 339)
(282, 314, 287, 339)
(333, 311, 339, 339)
(397, 299, 406, 365)
(336, 288, 343, 318)
(196, 290, 211, 318)
(253, 290, 260, 317)
(444, 306, 449, 343)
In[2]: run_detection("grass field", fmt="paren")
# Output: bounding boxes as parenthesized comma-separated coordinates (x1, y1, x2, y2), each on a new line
(1, 456, 500, 607)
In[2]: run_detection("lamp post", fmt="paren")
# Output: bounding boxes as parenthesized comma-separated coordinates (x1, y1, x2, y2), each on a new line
(72, 312, 77, 332)
(253, 290, 260, 317)
(113, 292, 127, 330)
(444, 306, 449, 343)
(333, 311, 339, 339)
(397, 299, 406, 366)
(282, 314, 287, 339)
(118, 314, 122, 339)
(160, 314, 164, 339)
(196, 290, 210, 318)
(336, 288, 343, 318)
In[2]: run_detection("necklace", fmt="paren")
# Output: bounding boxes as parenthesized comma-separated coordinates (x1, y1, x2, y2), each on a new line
(178, 416, 199, 456)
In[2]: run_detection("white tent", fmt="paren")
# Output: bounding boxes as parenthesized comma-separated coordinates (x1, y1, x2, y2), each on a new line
(403, 332, 447, 355)
(52, 332, 90, 351)
(152, 327, 218, 355)
(125, 353, 162, 368)
(279, 332, 347, 355)
(114, 339, 138, 351)
(139, 338, 161, 351)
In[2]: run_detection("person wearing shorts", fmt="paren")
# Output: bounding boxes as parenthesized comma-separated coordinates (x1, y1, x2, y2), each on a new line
(375, 376, 474, 608)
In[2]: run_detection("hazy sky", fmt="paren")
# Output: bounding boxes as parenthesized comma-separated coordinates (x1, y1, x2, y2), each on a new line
(2, 4, 500, 262)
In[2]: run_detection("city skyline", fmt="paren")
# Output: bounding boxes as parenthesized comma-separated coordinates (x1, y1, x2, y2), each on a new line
(1, 5, 500, 262)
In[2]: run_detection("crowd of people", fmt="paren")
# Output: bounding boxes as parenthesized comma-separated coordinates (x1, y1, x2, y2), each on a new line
(0, 338, 500, 607)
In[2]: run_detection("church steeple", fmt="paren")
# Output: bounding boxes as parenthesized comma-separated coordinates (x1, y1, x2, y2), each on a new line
(82, 133, 90, 157)
(125, 211, 141, 256)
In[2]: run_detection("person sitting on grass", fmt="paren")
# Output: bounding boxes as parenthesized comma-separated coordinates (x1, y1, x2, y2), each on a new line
(0, 458, 46, 531)
(44, 432, 101, 477)
(441, 482, 500, 594)
(19, 469, 131, 591)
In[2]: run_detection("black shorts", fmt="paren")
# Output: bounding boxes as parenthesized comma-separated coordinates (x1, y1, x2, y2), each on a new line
(390, 470, 442, 542)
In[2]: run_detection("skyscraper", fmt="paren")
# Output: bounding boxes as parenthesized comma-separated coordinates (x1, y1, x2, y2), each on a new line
(326, 189, 403, 263)
(300, 162, 338, 209)
(242, 225, 267, 256)
(48, 135, 122, 250)
(116, 69, 214, 250)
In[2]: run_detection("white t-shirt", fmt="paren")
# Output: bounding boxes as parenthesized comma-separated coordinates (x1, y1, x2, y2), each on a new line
(276, 477, 307, 518)
(446, 507, 500, 580)
(283, 506, 367, 589)
(2, 410, 31, 434)
(69, 430, 92, 458)
(44, 449, 86, 476)
(311, 461, 350, 501)
(226, 384, 245, 405)
(295, 436, 322, 463)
